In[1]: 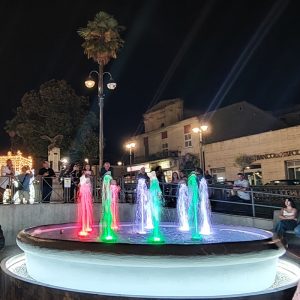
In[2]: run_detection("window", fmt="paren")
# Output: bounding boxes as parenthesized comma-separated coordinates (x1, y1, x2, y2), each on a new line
(211, 167, 226, 183)
(161, 131, 168, 139)
(183, 125, 192, 147)
(184, 134, 192, 147)
(286, 160, 300, 180)
(184, 124, 191, 134)
(162, 143, 168, 153)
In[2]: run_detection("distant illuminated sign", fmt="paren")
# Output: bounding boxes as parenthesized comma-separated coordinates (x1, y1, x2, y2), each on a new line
(160, 160, 170, 169)
(127, 164, 150, 173)
(64, 178, 71, 188)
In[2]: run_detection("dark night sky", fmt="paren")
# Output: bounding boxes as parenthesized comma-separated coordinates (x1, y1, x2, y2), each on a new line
(1, 0, 300, 163)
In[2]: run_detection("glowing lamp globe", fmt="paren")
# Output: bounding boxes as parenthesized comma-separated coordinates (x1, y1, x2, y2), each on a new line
(85, 77, 96, 88)
(107, 80, 117, 90)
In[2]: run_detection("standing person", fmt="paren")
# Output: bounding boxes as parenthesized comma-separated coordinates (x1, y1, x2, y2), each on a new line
(38, 161, 56, 203)
(275, 198, 298, 240)
(68, 164, 81, 202)
(13, 166, 33, 204)
(77, 168, 94, 236)
(100, 162, 113, 178)
(155, 166, 165, 183)
(84, 163, 94, 193)
(63, 163, 78, 202)
(230, 173, 250, 202)
(171, 172, 180, 183)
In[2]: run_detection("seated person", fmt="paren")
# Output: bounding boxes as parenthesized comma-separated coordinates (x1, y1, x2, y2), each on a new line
(230, 173, 250, 202)
(275, 198, 298, 239)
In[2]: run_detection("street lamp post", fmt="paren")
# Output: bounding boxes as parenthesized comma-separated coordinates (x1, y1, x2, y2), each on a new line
(85, 70, 116, 169)
(192, 125, 208, 170)
(126, 142, 136, 178)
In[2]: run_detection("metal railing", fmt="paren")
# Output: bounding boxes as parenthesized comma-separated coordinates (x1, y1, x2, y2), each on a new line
(1, 175, 299, 220)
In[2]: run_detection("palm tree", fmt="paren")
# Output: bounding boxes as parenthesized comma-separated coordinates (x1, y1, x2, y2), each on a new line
(78, 11, 124, 65)
(78, 11, 124, 168)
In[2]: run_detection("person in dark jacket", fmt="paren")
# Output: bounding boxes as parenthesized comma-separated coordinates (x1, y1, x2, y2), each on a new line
(38, 161, 56, 203)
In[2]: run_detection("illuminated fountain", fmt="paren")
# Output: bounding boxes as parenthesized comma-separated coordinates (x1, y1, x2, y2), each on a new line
(2, 172, 300, 299)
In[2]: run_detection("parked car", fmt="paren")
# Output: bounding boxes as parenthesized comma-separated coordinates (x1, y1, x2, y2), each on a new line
(265, 180, 300, 186)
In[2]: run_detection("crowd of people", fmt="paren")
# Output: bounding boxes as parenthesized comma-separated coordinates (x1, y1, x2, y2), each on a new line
(0, 159, 97, 204)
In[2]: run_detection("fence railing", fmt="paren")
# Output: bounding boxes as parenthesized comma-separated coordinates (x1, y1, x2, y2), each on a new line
(1, 175, 299, 220)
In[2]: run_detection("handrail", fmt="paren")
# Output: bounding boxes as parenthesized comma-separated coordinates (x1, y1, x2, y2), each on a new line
(0, 175, 298, 220)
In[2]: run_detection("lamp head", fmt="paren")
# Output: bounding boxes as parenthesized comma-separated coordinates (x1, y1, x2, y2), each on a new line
(200, 125, 208, 132)
(126, 142, 136, 149)
(85, 76, 96, 88)
(107, 78, 117, 90)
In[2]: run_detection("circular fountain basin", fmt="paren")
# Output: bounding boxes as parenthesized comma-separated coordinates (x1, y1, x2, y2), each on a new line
(16, 223, 286, 298)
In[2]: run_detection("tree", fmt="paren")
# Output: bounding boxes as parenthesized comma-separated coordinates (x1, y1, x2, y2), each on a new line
(5, 79, 98, 162)
(78, 11, 124, 65)
(234, 154, 256, 173)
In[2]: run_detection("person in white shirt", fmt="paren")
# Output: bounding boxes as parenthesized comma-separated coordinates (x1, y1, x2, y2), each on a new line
(231, 173, 250, 201)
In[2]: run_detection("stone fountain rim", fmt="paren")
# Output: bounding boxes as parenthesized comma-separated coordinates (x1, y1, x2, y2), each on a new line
(17, 223, 284, 257)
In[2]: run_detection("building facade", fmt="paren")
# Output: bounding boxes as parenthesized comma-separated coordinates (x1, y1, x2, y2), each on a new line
(131, 99, 299, 184)
(205, 125, 300, 184)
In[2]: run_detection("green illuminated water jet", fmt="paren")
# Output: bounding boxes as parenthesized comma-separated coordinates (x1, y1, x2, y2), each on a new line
(188, 172, 202, 240)
(148, 172, 165, 244)
(99, 172, 118, 243)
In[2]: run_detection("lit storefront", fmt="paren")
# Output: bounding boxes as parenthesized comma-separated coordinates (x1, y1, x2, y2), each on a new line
(0, 151, 33, 174)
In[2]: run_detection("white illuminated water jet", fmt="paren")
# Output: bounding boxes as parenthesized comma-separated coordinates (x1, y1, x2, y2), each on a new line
(135, 178, 152, 233)
(199, 176, 212, 235)
(177, 181, 189, 231)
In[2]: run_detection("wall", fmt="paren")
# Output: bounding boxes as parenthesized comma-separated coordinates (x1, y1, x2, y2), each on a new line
(205, 125, 300, 183)
(0, 203, 273, 246)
